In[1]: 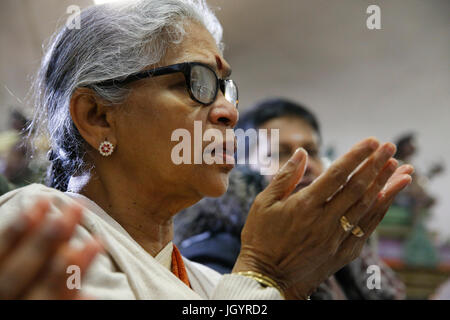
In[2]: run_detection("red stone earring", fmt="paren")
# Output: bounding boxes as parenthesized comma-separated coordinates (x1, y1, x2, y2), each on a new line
(98, 139, 114, 157)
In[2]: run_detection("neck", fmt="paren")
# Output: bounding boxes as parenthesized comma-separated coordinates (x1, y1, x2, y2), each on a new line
(68, 169, 195, 257)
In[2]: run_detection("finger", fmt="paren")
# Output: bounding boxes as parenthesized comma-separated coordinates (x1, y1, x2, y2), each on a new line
(377, 164, 413, 196)
(378, 168, 413, 200)
(0, 199, 50, 262)
(24, 239, 102, 300)
(22, 243, 74, 300)
(61, 239, 103, 299)
(374, 164, 412, 198)
(303, 137, 380, 205)
(74, 238, 104, 274)
(393, 164, 414, 175)
(336, 158, 398, 240)
(325, 142, 396, 215)
(358, 173, 412, 238)
(337, 173, 412, 257)
(264, 148, 308, 202)
(0, 204, 82, 299)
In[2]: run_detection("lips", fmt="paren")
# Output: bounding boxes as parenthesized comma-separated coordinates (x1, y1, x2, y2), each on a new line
(205, 138, 236, 165)
(223, 139, 237, 157)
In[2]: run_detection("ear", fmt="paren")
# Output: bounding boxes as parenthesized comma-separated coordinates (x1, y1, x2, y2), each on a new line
(69, 88, 117, 152)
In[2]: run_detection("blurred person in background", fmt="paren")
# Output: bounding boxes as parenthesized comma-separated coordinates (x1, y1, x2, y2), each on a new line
(385, 133, 445, 268)
(0, 111, 31, 195)
(393, 133, 444, 225)
(176, 98, 407, 299)
(1, 111, 32, 186)
(0, 110, 47, 196)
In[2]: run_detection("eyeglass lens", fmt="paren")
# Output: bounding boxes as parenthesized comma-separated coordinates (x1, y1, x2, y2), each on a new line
(190, 65, 216, 104)
(223, 80, 238, 107)
(190, 65, 238, 107)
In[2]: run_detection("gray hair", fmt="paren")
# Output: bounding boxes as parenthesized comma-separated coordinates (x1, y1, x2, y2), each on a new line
(30, 0, 223, 191)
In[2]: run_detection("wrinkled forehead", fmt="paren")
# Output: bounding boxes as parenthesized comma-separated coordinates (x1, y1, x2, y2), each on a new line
(160, 21, 231, 77)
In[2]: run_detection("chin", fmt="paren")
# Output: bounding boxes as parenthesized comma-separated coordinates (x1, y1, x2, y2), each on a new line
(199, 167, 231, 198)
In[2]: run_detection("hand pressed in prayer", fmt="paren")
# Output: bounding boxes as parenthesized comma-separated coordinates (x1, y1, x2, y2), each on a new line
(233, 137, 413, 299)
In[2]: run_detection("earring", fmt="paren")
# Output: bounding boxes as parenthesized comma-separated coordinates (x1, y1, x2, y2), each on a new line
(98, 139, 114, 156)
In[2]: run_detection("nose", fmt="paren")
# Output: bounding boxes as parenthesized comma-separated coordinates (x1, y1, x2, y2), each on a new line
(208, 94, 239, 128)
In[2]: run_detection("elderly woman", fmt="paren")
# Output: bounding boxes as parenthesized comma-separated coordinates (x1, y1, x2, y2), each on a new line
(0, 0, 413, 300)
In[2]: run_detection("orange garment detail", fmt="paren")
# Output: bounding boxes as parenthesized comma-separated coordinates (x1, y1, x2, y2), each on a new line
(171, 244, 191, 288)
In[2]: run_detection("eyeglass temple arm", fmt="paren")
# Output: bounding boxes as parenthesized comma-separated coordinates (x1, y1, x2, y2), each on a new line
(92, 63, 188, 87)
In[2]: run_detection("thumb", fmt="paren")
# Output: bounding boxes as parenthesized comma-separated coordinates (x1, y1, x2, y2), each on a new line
(265, 148, 308, 201)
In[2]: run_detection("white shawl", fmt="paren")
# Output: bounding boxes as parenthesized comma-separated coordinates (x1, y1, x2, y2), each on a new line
(0, 184, 282, 300)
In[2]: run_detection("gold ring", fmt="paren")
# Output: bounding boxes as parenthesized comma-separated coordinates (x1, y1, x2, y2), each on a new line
(340, 215, 354, 232)
(351, 226, 365, 238)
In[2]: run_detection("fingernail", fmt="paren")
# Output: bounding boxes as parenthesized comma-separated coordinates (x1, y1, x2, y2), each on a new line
(290, 148, 307, 165)
(383, 143, 396, 156)
(406, 176, 413, 185)
(367, 138, 379, 150)
(388, 160, 397, 170)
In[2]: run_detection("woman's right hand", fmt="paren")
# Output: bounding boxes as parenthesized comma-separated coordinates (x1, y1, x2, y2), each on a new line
(0, 199, 101, 299)
(233, 137, 413, 299)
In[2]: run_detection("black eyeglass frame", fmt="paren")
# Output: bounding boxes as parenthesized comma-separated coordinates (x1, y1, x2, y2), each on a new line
(92, 62, 238, 108)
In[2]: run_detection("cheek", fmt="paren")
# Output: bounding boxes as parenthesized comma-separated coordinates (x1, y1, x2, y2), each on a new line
(115, 107, 179, 173)
(128, 95, 192, 144)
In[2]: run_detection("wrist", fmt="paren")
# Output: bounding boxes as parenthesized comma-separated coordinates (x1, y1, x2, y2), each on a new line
(235, 271, 285, 299)
(233, 250, 289, 292)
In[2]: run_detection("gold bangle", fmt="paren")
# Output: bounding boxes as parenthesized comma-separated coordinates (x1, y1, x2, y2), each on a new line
(236, 271, 285, 299)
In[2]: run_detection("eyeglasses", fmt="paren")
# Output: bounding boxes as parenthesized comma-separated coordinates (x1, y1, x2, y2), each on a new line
(93, 62, 238, 108)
